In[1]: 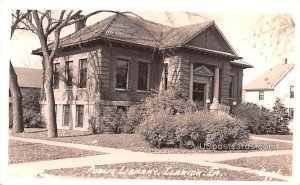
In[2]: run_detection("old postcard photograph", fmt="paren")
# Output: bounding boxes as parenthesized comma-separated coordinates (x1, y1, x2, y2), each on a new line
(0, 0, 299, 184)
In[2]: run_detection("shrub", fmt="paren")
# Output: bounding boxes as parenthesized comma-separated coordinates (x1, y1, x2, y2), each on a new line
(175, 112, 206, 149)
(234, 101, 290, 134)
(99, 108, 127, 134)
(9, 89, 45, 128)
(138, 110, 249, 149)
(272, 98, 290, 134)
(123, 104, 144, 134)
(137, 111, 177, 148)
(143, 85, 197, 118)
(203, 112, 249, 147)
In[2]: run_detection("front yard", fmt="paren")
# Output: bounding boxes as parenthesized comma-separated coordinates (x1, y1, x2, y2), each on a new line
(10, 128, 293, 154)
(9, 139, 103, 164)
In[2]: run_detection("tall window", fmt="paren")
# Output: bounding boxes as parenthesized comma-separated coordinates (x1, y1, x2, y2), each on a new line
(289, 108, 294, 120)
(79, 59, 87, 88)
(53, 63, 60, 89)
(76, 105, 84, 128)
(116, 58, 129, 89)
(290, 85, 294, 98)
(229, 75, 234, 98)
(65, 61, 73, 87)
(138, 62, 150, 90)
(163, 63, 168, 90)
(63, 105, 70, 126)
(259, 91, 264, 100)
(193, 83, 205, 107)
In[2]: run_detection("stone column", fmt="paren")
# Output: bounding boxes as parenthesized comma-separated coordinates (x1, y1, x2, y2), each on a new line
(189, 62, 193, 101)
(213, 67, 220, 103)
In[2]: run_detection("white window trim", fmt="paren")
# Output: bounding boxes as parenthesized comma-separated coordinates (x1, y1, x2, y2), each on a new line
(75, 105, 84, 128)
(62, 105, 70, 128)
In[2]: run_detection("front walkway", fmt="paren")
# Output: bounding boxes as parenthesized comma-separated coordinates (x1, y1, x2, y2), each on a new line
(8, 136, 293, 181)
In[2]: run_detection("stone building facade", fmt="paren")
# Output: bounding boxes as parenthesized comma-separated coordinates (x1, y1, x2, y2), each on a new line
(33, 14, 252, 130)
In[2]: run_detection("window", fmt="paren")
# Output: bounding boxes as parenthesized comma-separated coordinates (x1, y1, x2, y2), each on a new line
(54, 105, 58, 123)
(79, 59, 87, 88)
(65, 61, 73, 87)
(193, 83, 205, 107)
(76, 105, 84, 128)
(259, 91, 264, 100)
(289, 108, 294, 120)
(63, 105, 70, 126)
(116, 58, 129, 89)
(229, 75, 234, 98)
(138, 62, 150, 90)
(290, 85, 294, 98)
(53, 63, 60, 89)
(116, 106, 128, 112)
(163, 63, 168, 90)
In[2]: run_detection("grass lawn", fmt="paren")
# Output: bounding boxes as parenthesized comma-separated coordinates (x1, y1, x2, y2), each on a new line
(219, 155, 292, 176)
(45, 162, 284, 181)
(9, 140, 103, 164)
(251, 134, 293, 141)
(11, 128, 292, 154)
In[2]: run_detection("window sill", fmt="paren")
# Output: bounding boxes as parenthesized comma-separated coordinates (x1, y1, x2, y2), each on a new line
(115, 88, 129, 92)
(137, 90, 150, 93)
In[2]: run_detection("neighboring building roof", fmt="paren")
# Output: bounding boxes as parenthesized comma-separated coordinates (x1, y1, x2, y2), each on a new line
(14, 67, 42, 88)
(231, 59, 253, 68)
(244, 63, 294, 90)
(32, 14, 245, 61)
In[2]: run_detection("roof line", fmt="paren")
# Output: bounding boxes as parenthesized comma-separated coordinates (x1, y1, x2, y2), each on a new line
(211, 22, 238, 56)
(272, 65, 294, 88)
(180, 21, 214, 46)
(182, 45, 241, 59)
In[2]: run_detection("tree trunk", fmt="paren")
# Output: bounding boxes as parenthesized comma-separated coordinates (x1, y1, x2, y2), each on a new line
(9, 61, 24, 133)
(44, 58, 58, 138)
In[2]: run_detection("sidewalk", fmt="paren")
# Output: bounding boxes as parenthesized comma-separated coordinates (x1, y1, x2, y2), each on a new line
(8, 136, 293, 181)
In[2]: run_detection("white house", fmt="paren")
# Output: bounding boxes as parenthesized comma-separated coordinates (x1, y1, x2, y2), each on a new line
(244, 60, 294, 121)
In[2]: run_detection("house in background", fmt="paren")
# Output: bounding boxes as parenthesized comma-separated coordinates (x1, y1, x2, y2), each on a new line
(9, 67, 42, 126)
(9, 67, 42, 103)
(244, 60, 295, 121)
(32, 14, 252, 131)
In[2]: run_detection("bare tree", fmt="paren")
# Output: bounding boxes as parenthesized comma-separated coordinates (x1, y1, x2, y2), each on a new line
(10, 10, 32, 133)
(249, 14, 295, 60)
(15, 10, 140, 137)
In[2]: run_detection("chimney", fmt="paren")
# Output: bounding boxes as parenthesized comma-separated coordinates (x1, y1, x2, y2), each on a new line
(283, 58, 288, 64)
(75, 15, 87, 32)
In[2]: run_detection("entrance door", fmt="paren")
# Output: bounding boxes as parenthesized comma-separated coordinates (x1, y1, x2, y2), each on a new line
(193, 82, 206, 107)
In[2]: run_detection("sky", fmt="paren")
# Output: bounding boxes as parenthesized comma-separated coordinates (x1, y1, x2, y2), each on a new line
(9, 11, 295, 85)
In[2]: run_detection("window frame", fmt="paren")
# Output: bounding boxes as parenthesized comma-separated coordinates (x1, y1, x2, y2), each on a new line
(163, 63, 168, 90)
(229, 75, 235, 98)
(53, 63, 60, 89)
(289, 108, 294, 120)
(65, 61, 73, 88)
(78, 58, 87, 88)
(290, 85, 294, 98)
(115, 58, 129, 90)
(259, 91, 264, 100)
(138, 61, 150, 91)
(63, 105, 71, 127)
(76, 105, 84, 128)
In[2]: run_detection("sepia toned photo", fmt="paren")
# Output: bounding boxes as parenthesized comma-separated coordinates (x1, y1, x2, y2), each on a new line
(2, 2, 298, 184)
